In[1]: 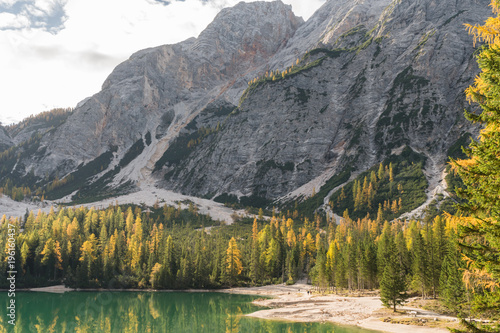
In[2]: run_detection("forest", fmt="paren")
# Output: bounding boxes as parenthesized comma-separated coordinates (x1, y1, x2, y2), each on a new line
(0, 204, 477, 321)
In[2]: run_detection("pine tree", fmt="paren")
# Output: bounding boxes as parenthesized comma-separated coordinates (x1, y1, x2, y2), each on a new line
(367, 182, 374, 209)
(225, 237, 243, 286)
(40, 238, 63, 280)
(395, 229, 410, 278)
(250, 219, 261, 284)
(20, 241, 30, 274)
(363, 238, 378, 289)
(346, 232, 358, 290)
(335, 243, 347, 289)
(311, 242, 328, 291)
(423, 218, 439, 299)
(79, 234, 98, 283)
(376, 204, 384, 225)
(451, 2, 500, 329)
(411, 230, 428, 298)
(378, 162, 384, 181)
(370, 171, 378, 188)
(362, 177, 369, 204)
(380, 236, 408, 312)
(150, 263, 162, 289)
(439, 231, 466, 314)
(377, 222, 392, 280)
(339, 187, 346, 203)
(431, 216, 447, 297)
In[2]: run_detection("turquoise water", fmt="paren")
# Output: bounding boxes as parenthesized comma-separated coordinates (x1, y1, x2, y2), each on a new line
(0, 291, 378, 332)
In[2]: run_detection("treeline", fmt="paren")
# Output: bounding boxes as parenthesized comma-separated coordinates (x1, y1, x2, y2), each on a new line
(0, 204, 473, 317)
(247, 58, 301, 85)
(4, 107, 73, 138)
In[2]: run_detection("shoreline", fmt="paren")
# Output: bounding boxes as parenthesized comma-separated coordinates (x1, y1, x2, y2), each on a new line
(24, 284, 455, 333)
(220, 284, 454, 333)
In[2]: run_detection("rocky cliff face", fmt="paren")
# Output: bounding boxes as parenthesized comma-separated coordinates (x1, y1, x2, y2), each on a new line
(0, 125, 12, 152)
(22, 1, 303, 180)
(154, 0, 488, 202)
(0, 0, 490, 209)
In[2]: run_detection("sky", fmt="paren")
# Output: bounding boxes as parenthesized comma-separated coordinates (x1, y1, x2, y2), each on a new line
(0, 0, 325, 125)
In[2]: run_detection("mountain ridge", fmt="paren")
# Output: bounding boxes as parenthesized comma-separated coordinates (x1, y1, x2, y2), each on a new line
(0, 0, 489, 219)
(152, 0, 486, 204)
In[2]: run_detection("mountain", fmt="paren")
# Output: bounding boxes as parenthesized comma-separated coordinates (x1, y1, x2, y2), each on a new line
(0, 125, 12, 152)
(9, 1, 301, 185)
(152, 0, 487, 206)
(0, 0, 490, 217)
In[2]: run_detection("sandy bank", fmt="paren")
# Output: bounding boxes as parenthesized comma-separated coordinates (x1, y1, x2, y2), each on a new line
(28, 285, 74, 293)
(226, 283, 452, 333)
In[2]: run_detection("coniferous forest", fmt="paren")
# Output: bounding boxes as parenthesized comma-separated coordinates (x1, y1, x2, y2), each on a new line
(0, 205, 478, 322)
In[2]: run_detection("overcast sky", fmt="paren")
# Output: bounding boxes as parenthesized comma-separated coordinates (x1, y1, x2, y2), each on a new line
(0, 0, 325, 125)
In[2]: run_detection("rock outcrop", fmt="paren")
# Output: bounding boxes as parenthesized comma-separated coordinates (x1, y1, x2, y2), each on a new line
(0, 125, 12, 152)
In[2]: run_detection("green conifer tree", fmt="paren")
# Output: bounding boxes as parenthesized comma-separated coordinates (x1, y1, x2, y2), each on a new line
(439, 232, 466, 314)
(451, 1, 500, 330)
(380, 237, 408, 312)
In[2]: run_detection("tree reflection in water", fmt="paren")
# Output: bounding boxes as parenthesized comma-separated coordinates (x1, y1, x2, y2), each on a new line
(0, 292, 371, 333)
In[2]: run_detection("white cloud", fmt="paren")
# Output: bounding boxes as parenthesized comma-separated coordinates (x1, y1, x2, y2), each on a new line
(0, 12, 29, 29)
(33, 0, 61, 13)
(0, 0, 326, 125)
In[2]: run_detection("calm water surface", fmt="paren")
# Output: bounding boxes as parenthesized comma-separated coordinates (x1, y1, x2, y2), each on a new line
(1, 291, 379, 332)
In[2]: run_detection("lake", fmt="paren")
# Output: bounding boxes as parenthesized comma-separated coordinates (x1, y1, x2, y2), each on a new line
(1, 291, 379, 332)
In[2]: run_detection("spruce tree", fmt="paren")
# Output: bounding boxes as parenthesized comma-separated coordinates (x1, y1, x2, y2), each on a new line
(380, 237, 408, 312)
(377, 222, 392, 281)
(439, 232, 466, 314)
(250, 219, 261, 284)
(451, 1, 500, 330)
(411, 230, 428, 298)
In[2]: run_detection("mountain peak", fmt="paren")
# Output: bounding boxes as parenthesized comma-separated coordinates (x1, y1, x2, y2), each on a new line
(190, 0, 303, 62)
(21, 0, 304, 183)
